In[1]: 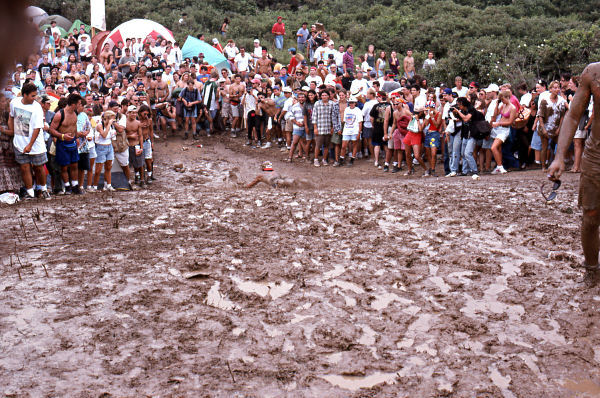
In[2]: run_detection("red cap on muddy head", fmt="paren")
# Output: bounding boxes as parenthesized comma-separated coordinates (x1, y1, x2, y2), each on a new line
(262, 161, 273, 171)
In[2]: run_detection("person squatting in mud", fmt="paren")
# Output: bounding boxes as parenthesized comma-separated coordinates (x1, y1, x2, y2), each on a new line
(548, 62, 600, 286)
(245, 160, 311, 188)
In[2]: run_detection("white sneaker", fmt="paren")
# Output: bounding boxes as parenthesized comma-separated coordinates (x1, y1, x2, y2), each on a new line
(87, 186, 97, 193)
(321, 159, 328, 166)
(374, 161, 379, 168)
(492, 166, 507, 175)
(314, 159, 320, 167)
(445, 172, 457, 177)
(261, 142, 272, 149)
(104, 184, 115, 192)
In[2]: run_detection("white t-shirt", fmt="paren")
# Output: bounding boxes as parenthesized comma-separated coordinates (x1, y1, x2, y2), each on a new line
(234, 53, 253, 72)
(520, 93, 532, 107)
(452, 86, 468, 98)
(343, 106, 363, 135)
(305, 75, 323, 87)
(224, 45, 239, 60)
(79, 40, 91, 58)
(362, 99, 377, 128)
(282, 97, 295, 120)
(485, 99, 498, 123)
(9, 97, 45, 154)
(324, 73, 337, 87)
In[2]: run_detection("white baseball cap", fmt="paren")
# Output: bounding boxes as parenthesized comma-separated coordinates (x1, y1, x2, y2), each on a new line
(484, 83, 499, 93)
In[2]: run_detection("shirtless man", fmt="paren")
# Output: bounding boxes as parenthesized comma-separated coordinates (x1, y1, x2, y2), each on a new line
(256, 49, 273, 76)
(229, 74, 245, 136)
(548, 62, 600, 285)
(258, 93, 278, 148)
(219, 78, 232, 133)
(403, 49, 415, 79)
(50, 93, 84, 194)
(153, 74, 170, 137)
(125, 105, 146, 188)
(138, 104, 155, 184)
(99, 43, 112, 65)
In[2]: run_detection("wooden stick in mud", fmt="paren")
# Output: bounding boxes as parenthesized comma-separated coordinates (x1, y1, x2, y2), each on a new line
(226, 361, 236, 383)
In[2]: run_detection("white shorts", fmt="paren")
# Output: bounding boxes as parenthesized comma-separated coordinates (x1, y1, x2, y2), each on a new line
(231, 104, 242, 118)
(115, 149, 129, 167)
(491, 126, 510, 143)
(574, 129, 588, 139)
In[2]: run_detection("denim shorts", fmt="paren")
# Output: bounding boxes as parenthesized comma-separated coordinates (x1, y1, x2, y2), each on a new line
(88, 145, 97, 159)
(530, 128, 542, 151)
(95, 144, 114, 164)
(342, 134, 359, 141)
(424, 131, 441, 149)
(143, 140, 153, 159)
(14, 148, 47, 166)
(293, 128, 306, 138)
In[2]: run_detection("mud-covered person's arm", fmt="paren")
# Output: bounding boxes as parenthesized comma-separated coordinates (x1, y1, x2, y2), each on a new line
(548, 66, 594, 180)
(245, 175, 264, 189)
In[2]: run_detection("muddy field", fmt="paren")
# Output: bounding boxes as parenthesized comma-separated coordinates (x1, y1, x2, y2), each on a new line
(1, 133, 599, 397)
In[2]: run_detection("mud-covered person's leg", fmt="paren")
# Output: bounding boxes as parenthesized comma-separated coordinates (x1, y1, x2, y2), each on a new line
(579, 172, 600, 285)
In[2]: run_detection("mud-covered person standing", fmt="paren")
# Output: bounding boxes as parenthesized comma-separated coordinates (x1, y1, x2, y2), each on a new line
(548, 62, 600, 286)
(125, 106, 145, 188)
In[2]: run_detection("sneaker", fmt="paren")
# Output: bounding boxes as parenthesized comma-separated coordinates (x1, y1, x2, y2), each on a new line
(184, 132, 189, 139)
(404, 169, 415, 176)
(41, 190, 51, 200)
(431, 170, 438, 177)
(193, 133, 199, 140)
(129, 183, 139, 191)
(71, 185, 83, 195)
(338, 157, 345, 166)
(257, 140, 262, 147)
(423, 169, 431, 177)
(374, 161, 379, 168)
(356, 152, 363, 159)
(140, 181, 148, 189)
(245, 140, 252, 146)
(62, 186, 72, 195)
(231, 132, 237, 138)
(383, 164, 389, 172)
(314, 159, 320, 167)
(412, 158, 419, 165)
(261, 142, 272, 149)
(23, 193, 35, 200)
(349, 157, 354, 166)
(146, 177, 153, 185)
(150, 174, 156, 181)
(492, 166, 507, 175)
(445, 171, 457, 177)
(391, 165, 400, 173)
(154, 133, 160, 139)
(134, 175, 140, 184)
(104, 184, 115, 192)
(332, 161, 340, 167)
(87, 186, 97, 193)
(321, 159, 328, 166)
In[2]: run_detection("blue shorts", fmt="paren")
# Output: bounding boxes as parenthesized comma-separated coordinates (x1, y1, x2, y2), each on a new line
(55, 140, 79, 166)
(362, 127, 373, 139)
(293, 128, 306, 138)
(95, 144, 114, 164)
(342, 134, 359, 141)
(482, 137, 493, 149)
(424, 131, 441, 149)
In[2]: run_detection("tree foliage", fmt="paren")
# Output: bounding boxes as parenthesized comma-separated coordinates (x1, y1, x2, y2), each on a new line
(33, 0, 600, 87)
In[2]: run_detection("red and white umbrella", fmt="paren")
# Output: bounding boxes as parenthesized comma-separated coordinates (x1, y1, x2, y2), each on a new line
(101, 18, 174, 49)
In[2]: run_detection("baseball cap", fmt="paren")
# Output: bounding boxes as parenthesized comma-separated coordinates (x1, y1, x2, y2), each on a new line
(16, 63, 22, 68)
(108, 100, 119, 108)
(369, 71, 377, 77)
(348, 96, 358, 102)
(469, 81, 479, 88)
(127, 105, 138, 113)
(282, 87, 292, 93)
(254, 39, 260, 43)
(129, 62, 136, 66)
(212, 38, 218, 44)
(137, 82, 145, 87)
(484, 83, 499, 93)
(251, 78, 261, 84)
(288, 47, 296, 52)
(443, 88, 453, 95)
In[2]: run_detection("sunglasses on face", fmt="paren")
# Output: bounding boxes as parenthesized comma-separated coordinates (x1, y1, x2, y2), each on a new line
(541, 179, 561, 202)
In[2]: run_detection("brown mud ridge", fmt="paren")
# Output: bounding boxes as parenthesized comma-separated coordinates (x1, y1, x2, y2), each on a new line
(1, 134, 599, 397)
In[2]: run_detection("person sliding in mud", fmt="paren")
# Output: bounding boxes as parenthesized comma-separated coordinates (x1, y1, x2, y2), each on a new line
(548, 62, 600, 286)
(245, 161, 311, 188)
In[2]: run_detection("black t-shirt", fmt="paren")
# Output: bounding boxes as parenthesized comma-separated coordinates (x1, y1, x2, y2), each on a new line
(462, 107, 485, 138)
(370, 102, 392, 141)
(99, 84, 112, 95)
(149, 66, 164, 79)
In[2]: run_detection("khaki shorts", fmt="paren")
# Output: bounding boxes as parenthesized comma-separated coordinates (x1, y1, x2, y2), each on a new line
(579, 171, 600, 211)
(285, 119, 294, 133)
(315, 134, 332, 150)
(331, 131, 342, 145)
